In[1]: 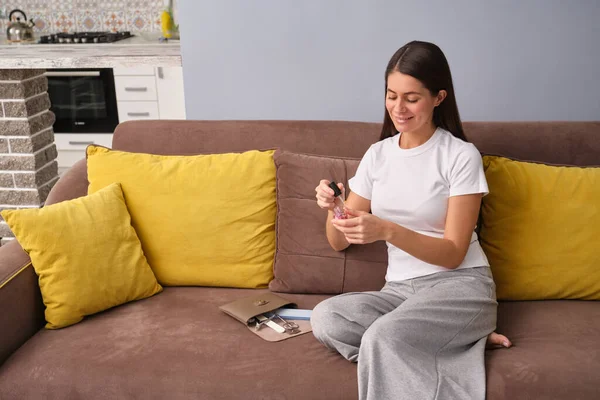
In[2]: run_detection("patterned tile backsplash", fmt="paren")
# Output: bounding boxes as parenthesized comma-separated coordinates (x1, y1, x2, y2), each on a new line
(0, 0, 177, 34)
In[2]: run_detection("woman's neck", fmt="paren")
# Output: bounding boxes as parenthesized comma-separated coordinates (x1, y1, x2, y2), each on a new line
(399, 123, 438, 149)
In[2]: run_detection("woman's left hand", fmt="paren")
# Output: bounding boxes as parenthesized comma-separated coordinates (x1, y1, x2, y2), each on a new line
(330, 208, 388, 244)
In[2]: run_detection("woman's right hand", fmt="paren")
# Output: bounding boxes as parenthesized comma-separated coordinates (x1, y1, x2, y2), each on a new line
(315, 180, 344, 210)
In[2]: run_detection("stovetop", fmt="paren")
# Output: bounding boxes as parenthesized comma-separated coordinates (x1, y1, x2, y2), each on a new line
(39, 31, 134, 44)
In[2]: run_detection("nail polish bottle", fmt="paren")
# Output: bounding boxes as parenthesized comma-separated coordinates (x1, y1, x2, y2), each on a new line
(328, 181, 347, 219)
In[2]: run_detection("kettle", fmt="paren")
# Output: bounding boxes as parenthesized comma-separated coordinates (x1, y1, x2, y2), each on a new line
(6, 9, 35, 43)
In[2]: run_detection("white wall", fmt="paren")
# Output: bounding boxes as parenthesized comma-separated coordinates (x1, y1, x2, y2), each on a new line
(179, 0, 600, 122)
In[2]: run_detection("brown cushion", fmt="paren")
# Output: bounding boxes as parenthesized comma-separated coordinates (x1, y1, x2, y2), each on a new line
(0, 287, 358, 400)
(2, 287, 598, 400)
(269, 150, 387, 294)
(485, 300, 600, 400)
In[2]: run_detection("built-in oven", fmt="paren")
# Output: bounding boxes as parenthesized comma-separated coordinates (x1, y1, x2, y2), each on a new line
(45, 68, 119, 134)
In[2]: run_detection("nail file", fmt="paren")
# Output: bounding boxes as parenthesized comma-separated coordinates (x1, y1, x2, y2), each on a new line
(267, 308, 312, 320)
(255, 314, 286, 333)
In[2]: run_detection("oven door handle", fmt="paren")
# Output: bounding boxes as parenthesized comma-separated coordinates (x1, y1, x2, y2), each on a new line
(45, 71, 101, 77)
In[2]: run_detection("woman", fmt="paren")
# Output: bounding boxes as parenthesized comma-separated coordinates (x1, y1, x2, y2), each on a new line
(311, 41, 510, 400)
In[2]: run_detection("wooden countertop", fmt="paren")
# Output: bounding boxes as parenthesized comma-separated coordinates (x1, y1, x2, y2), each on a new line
(0, 33, 182, 68)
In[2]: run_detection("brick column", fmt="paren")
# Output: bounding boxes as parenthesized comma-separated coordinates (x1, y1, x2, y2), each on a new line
(0, 69, 59, 246)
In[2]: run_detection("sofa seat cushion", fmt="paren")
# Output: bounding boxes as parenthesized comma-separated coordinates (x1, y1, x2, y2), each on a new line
(1, 289, 598, 400)
(486, 301, 600, 400)
(0, 288, 358, 400)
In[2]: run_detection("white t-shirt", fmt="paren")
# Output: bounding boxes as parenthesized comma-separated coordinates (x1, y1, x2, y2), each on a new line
(348, 127, 490, 282)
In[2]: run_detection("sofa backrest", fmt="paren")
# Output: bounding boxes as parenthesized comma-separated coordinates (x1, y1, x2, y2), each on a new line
(112, 120, 382, 158)
(110, 120, 600, 165)
(45, 120, 380, 207)
(47, 119, 600, 230)
(464, 121, 599, 166)
(44, 120, 599, 293)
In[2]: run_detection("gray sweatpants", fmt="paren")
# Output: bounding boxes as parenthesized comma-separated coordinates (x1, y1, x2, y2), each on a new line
(311, 266, 497, 400)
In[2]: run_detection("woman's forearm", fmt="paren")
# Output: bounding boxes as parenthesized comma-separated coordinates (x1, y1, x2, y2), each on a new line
(383, 221, 465, 269)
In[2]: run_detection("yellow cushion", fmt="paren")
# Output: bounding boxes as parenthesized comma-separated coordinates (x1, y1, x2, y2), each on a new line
(0, 183, 163, 329)
(480, 155, 600, 300)
(86, 146, 277, 288)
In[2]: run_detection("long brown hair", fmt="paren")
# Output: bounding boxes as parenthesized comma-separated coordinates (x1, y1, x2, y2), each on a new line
(380, 41, 467, 142)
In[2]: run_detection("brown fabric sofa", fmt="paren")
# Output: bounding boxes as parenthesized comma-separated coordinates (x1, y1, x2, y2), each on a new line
(1, 120, 599, 399)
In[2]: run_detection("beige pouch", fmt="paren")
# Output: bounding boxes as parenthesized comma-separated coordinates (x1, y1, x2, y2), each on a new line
(219, 292, 312, 342)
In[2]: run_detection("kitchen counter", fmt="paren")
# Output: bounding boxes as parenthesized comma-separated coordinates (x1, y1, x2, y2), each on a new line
(0, 33, 181, 68)
(0, 32, 184, 235)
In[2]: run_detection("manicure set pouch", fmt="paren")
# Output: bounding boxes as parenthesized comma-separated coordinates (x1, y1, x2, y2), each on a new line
(219, 292, 312, 342)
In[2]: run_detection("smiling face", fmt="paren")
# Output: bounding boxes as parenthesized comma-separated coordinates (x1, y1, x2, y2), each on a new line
(385, 71, 446, 137)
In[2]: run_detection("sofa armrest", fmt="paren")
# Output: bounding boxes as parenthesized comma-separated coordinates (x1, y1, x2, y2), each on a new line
(0, 159, 87, 366)
(0, 240, 45, 366)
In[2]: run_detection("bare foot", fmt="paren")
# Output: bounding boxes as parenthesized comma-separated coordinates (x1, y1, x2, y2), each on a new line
(486, 332, 511, 349)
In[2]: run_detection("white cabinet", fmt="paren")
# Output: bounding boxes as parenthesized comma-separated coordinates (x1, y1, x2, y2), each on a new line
(156, 66, 186, 120)
(54, 134, 113, 171)
(114, 66, 186, 121)
(112, 66, 155, 76)
(117, 101, 160, 123)
(114, 76, 158, 101)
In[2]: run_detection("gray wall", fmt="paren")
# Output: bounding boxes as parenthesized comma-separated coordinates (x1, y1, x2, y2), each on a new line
(179, 0, 600, 122)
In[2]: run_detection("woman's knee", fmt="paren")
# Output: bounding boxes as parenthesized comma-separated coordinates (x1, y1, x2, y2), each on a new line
(311, 295, 363, 344)
(310, 298, 341, 341)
